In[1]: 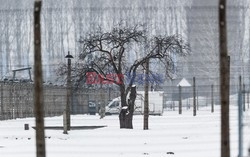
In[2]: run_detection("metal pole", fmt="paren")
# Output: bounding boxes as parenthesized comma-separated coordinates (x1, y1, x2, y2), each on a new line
(179, 85, 182, 114)
(238, 76, 243, 157)
(34, 1, 46, 156)
(193, 77, 196, 116)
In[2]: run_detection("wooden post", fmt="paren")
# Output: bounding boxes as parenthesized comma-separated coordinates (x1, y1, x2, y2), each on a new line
(173, 101, 175, 111)
(239, 76, 242, 108)
(243, 84, 245, 112)
(99, 86, 105, 119)
(34, 1, 46, 157)
(10, 83, 14, 119)
(0, 82, 3, 120)
(238, 76, 243, 157)
(8, 83, 12, 119)
(143, 59, 149, 130)
(228, 56, 230, 98)
(211, 84, 214, 113)
(197, 89, 199, 111)
(193, 77, 196, 116)
(178, 85, 182, 114)
(248, 91, 249, 110)
(219, 0, 230, 156)
(63, 110, 68, 134)
(108, 86, 111, 101)
(52, 93, 56, 117)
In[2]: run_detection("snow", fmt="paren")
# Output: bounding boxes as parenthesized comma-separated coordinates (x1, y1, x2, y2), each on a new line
(122, 106, 128, 110)
(0, 106, 249, 157)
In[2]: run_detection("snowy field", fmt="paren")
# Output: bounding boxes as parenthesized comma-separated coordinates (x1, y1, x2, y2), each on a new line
(0, 106, 250, 157)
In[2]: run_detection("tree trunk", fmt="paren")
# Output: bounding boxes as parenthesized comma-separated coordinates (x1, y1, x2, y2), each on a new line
(119, 85, 136, 129)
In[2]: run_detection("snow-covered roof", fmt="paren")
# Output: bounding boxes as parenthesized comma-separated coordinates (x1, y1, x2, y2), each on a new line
(177, 78, 191, 87)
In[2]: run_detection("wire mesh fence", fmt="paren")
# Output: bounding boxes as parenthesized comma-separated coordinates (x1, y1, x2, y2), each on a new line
(0, 79, 249, 120)
(0, 81, 121, 120)
(162, 84, 249, 111)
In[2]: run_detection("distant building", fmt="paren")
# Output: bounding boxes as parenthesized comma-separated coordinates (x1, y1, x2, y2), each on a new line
(179, 0, 248, 94)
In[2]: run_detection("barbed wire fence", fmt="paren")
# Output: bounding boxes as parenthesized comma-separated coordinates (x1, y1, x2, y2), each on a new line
(0, 80, 249, 119)
(0, 81, 121, 120)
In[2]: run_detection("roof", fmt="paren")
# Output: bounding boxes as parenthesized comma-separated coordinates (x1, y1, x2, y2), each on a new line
(12, 67, 32, 72)
(177, 78, 191, 87)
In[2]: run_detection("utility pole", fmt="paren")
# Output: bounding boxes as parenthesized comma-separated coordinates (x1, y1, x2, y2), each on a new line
(34, 0, 46, 157)
(219, 0, 230, 156)
(144, 59, 149, 130)
(65, 51, 73, 131)
(193, 77, 196, 116)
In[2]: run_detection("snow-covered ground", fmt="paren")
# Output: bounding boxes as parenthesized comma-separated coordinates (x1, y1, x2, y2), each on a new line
(0, 106, 249, 157)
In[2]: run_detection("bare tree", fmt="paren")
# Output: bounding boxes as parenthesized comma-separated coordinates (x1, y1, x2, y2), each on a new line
(58, 24, 189, 129)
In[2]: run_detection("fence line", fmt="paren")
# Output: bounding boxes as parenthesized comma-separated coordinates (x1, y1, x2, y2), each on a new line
(0, 81, 249, 120)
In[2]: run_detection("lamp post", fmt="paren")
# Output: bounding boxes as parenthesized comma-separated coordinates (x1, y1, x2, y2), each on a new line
(65, 51, 73, 131)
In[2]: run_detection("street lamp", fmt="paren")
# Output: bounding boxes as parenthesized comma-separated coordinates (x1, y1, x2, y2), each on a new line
(65, 51, 73, 131)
